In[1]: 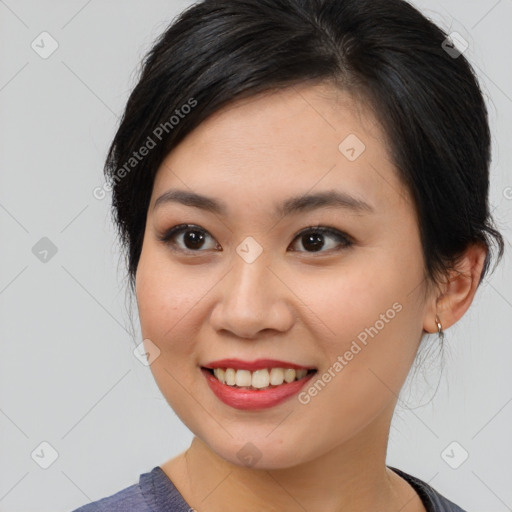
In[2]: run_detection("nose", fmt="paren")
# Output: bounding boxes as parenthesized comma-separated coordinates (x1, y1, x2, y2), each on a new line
(209, 250, 295, 339)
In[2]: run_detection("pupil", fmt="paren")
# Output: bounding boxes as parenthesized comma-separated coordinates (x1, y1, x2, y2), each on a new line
(303, 232, 324, 252)
(185, 230, 204, 249)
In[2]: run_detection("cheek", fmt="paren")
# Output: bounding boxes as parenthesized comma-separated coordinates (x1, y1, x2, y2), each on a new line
(289, 266, 424, 452)
(135, 249, 204, 359)
(301, 252, 421, 340)
(300, 247, 425, 389)
(135, 249, 212, 416)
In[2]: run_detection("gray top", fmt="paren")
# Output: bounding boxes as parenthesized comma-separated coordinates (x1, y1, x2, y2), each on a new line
(70, 465, 466, 512)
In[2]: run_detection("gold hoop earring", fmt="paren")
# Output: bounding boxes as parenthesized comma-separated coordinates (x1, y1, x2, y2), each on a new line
(435, 315, 444, 342)
(435, 315, 443, 334)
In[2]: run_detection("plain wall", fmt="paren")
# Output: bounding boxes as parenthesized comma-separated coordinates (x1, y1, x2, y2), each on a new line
(0, 1, 511, 511)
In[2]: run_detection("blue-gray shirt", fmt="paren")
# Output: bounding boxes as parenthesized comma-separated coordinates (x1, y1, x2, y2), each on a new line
(70, 465, 466, 511)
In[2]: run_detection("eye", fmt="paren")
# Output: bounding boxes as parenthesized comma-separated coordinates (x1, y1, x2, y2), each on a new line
(288, 226, 353, 253)
(158, 224, 353, 254)
(158, 224, 220, 252)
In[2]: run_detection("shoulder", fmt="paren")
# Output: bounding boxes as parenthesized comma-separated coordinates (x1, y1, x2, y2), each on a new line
(69, 481, 149, 512)
(69, 466, 191, 512)
(72, 484, 152, 512)
(389, 466, 467, 512)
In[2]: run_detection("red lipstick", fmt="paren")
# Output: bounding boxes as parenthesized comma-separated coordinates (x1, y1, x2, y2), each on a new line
(202, 358, 314, 371)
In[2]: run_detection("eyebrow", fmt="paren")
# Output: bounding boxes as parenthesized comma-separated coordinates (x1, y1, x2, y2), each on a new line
(153, 188, 375, 216)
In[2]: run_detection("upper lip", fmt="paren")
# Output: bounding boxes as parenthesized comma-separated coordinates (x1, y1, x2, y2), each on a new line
(202, 359, 316, 371)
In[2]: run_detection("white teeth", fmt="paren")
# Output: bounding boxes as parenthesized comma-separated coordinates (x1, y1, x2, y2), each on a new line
(252, 369, 270, 389)
(210, 367, 312, 389)
(284, 369, 296, 383)
(225, 368, 236, 386)
(296, 369, 307, 379)
(235, 369, 252, 387)
(269, 368, 284, 385)
(213, 368, 225, 384)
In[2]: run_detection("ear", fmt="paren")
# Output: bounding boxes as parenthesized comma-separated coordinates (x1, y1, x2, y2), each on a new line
(423, 243, 488, 333)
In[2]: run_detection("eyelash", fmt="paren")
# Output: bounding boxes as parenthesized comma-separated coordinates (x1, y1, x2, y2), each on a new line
(157, 224, 354, 255)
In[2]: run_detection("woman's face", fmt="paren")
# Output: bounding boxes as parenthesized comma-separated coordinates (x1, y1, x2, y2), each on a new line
(135, 82, 435, 469)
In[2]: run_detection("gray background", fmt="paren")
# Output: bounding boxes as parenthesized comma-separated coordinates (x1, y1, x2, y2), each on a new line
(0, 1, 511, 511)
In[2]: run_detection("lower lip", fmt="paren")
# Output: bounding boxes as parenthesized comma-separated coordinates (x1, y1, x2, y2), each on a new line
(201, 368, 316, 410)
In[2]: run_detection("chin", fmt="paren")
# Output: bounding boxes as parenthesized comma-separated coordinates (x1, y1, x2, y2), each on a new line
(204, 433, 314, 471)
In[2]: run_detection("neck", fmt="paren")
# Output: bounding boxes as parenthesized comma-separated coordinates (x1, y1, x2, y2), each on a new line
(162, 406, 424, 512)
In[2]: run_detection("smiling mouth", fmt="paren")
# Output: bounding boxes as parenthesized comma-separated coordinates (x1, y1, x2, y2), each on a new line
(201, 366, 317, 390)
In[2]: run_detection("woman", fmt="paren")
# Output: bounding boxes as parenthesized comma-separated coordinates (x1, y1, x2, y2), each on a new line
(72, 0, 504, 510)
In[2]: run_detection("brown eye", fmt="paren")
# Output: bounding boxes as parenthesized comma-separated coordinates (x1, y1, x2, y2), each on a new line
(289, 227, 353, 253)
(158, 224, 220, 252)
(181, 229, 207, 249)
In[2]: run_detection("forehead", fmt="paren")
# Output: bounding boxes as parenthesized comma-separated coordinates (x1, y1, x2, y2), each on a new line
(151, 83, 408, 215)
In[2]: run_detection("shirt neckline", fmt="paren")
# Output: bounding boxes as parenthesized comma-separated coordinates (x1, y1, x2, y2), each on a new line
(388, 466, 436, 512)
(144, 464, 446, 512)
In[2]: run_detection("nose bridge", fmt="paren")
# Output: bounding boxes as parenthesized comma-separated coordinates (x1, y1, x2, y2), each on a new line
(230, 247, 271, 304)
(210, 244, 294, 338)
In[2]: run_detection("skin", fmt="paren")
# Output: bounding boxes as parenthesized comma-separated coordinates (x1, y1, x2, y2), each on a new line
(135, 81, 486, 512)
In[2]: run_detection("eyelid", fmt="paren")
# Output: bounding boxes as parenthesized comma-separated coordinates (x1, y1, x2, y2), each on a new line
(289, 225, 353, 252)
(157, 224, 220, 252)
(158, 224, 354, 253)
